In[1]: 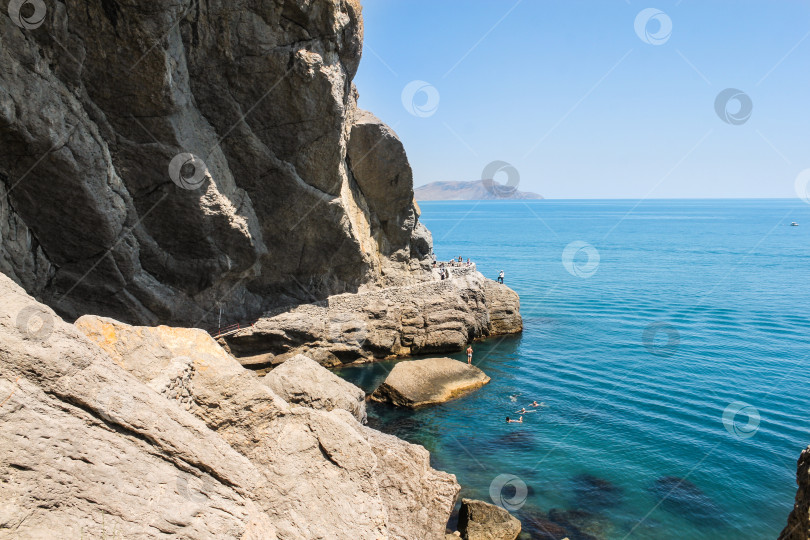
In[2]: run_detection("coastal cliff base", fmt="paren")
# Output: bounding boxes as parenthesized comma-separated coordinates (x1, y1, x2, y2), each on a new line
(780, 445, 810, 540)
(222, 269, 523, 371)
(0, 273, 459, 539)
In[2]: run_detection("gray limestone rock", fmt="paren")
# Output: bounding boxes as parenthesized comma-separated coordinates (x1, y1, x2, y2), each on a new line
(0, 0, 431, 327)
(370, 358, 491, 408)
(73, 304, 459, 539)
(779, 445, 810, 540)
(458, 499, 522, 540)
(263, 354, 367, 423)
(224, 268, 522, 369)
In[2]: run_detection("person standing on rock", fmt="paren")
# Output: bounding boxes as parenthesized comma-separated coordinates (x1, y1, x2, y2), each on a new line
(466, 345, 473, 365)
(497, 270, 505, 284)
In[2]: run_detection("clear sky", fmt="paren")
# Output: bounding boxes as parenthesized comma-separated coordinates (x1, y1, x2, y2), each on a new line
(353, 0, 810, 199)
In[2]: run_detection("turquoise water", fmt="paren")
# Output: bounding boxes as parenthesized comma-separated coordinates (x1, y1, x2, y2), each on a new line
(337, 200, 810, 540)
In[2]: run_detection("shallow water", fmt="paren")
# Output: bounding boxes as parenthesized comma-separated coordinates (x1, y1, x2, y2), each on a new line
(336, 199, 810, 540)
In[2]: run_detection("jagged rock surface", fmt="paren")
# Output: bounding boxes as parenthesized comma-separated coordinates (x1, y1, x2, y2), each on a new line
(779, 445, 810, 540)
(263, 353, 367, 423)
(223, 268, 523, 369)
(1, 274, 460, 538)
(0, 0, 432, 327)
(370, 358, 491, 408)
(0, 274, 279, 539)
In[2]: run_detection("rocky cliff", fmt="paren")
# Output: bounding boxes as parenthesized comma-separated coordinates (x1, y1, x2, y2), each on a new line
(0, 0, 432, 328)
(0, 272, 459, 538)
(780, 445, 810, 539)
(221, 267, 522, 369)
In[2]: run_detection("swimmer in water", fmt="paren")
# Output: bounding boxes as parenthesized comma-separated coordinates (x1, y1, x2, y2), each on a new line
(531, 401, 539, 407)
(506, 416, 523, 423)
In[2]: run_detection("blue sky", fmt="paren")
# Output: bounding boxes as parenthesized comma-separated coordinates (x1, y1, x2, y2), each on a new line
(353, 1, 810, 199)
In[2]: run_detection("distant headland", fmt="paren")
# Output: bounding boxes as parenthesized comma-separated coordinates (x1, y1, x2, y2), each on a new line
(415, 180, 544, 201)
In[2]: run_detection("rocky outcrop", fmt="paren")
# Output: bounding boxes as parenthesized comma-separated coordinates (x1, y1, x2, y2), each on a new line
(2, 273, 460, 538)
(370, 358, 491, 408)
(222, 268, 522, 369)
(263, 353, 367, 423)
(0, 0, 433, 327)
(780, 445, 810, 540)
(1, 275, 278, 538)
(458, 499, 521, 540)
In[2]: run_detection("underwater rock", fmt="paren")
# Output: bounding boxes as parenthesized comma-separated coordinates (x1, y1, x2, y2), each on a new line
(650, 476, 719, 524)
(571, 474, 623, 510)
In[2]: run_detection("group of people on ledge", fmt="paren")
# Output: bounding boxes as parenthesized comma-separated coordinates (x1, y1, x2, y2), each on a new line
(433, 255, 474, 280)
(431, 255, 506, 285)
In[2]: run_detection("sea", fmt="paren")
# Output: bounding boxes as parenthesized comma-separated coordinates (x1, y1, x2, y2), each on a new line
(336, 199, 810, 540)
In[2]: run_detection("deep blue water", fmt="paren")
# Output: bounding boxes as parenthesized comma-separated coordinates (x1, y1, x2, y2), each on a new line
(337, 200, 810, 540)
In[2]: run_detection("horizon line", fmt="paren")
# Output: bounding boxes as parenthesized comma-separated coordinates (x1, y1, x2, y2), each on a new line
(416, 197, 805, 201)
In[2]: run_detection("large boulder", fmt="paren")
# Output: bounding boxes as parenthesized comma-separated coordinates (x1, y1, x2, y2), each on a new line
(73, 311, 459, 538)
(263, 354, 367, 423)
(779, 445, 810, 540)
(370, 358, 490, 408)
(0, 0, 433, 327)
(458, 499, 522, 540)
(223, 269, 522, 368)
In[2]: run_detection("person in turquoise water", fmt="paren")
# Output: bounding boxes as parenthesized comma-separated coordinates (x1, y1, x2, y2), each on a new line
(506, 416, 523, 423)
(466, 345, 473, 365)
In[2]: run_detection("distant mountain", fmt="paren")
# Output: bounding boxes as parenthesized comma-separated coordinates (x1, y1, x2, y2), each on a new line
(414, 180, 543, 201)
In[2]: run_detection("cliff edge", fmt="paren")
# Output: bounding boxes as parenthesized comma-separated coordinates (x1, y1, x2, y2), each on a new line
(0, 0, 432, 327)
(780, 445, 810, 540)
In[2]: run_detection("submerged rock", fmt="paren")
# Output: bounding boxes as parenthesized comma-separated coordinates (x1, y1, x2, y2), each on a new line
(520, 514, 571, 539)
(263, 354, 367, 423)
(458, 498, 522, 540)
(779, 445, 810, 540)
(370, 358, 491, 408)
(650, 476, 719, 524)
(547, 509, 604, 540)
(571, 474, 622, 510)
